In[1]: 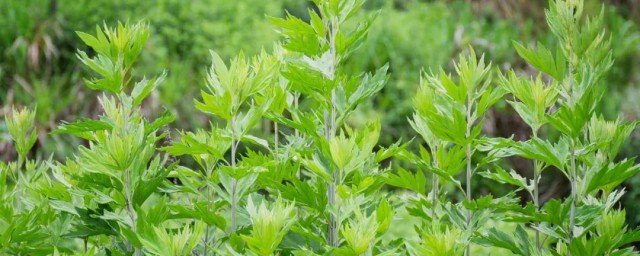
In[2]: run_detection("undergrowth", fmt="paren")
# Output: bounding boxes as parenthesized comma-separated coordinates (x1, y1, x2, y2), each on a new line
(2, 0, 640, 255)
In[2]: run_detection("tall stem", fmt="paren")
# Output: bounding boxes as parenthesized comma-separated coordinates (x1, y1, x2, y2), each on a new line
(326, 106, 337, 246)
(274, 122, 279, 161)
(13, 155, 24, 205)
(566, 63, 576, 252)
(326, 15, 339, 247)
(124, 169, 139, 256)
(119, 99, 139, 255)
(431, 145, 440, 227)
(532, 130, 541, 251)
(568, 141, 576, 248)
(204, 208, 210, 255)
(17, 155, 25, 176)
(294, 94, 302, 219)
(326, 95, 338, 246)
(365, 242, 373, 256)
(230, 115, 238, 233)
(465, 143, 472, 256)
(431, 174, 438, 221)
(204, 178, 213, 256)
(533, 161, 541, 250)
(465, 102, 473, 256)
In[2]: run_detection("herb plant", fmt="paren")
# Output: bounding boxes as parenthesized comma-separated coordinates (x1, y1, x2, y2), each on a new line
(2, 0, 640, 255)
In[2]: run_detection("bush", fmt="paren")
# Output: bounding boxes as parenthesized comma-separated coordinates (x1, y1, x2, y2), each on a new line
(2, 0, 640, 255)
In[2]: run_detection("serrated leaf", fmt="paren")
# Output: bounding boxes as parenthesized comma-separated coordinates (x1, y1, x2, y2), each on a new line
(479, 166, 532, 192)
(51, 119, 113, 136)
(383, 167, 426, 195)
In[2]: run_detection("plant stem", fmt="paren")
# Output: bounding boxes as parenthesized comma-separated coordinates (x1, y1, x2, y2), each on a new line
(204, 180, 212, 256)
(533, 160, 541, 250)
(230, 115, 238, 233)
(204, 218, 210, 255)
(431, 173, 438, 220)
(294, 94, 300, 145)
(365, 242, 373, 256)
(465, 100, 473, 256)
(13, 155, 24, 201)
(328, 177, 338, 247)
(17, 155, 25, 174)
(568, 141, 576, 248)
(294, 93, 302, 219)
(274, 122, 279, 161)
(326, 100, 338, 247)
(326, 14, 339, 247)
(431, 145, 440, 227)
(465, 143, 472, 256)
(532, 130, 541, 251)
(124, 169, 139, 256)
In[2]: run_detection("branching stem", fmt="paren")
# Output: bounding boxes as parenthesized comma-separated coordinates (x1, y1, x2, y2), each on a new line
(532, 130, 541, 251)
(465, 97, 473, 256)
(124, 168, 139, 256)
(230, 115, 238, 233)
(326, 14, 340, 248)
(568, 141, 577, 247)
(431, 145, 440, 227)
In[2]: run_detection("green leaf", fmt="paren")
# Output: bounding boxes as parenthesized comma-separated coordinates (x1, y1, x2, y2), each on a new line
(119, 224, 143, 248)
(131, 71, 167, 107)
(514, 41, 566, 81)
(75, 22, 150, 93)
(51, 119, 112, 136)
(383, 167, 426, 195)
(374, 139, 411, 163)
(585, 158, 640, 194)
(241, 134, 269, 149)
(376, 197, 393, 234)
(145, 110, 175, 135)
(241, 197, 296, 256)
(169, 204, 226, 231)
(547, 103, 590, 139)
(336, 64, 389, 125)
(133, 162, 174, 206)
(510, 137, 569, 172)
(269, 13, 321, 56)
(6, 107, 38, 158)
(479, 166, 532, 193)
(475, 227, 523, 255)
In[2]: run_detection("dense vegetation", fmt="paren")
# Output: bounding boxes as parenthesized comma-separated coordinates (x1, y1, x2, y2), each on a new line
(2, 0, 640, 255)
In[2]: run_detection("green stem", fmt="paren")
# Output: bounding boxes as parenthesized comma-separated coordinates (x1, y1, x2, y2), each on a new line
(326, 100, 338, 247)
(230, 115, 238, 233)
(532, 130, 541, 251)
(568, 141, 576, 248)
(274, 122, 279, 162)
(465, 143, 472, 256)
(328, 172, 338, 247)
(431, 173, 438, 220)
(204, 217, 210, 255)
(465, 100, 473, 256)
(365, 242, 373, 256)
(431, 144, 440, 227)
(294, 94, 303, 220)
(13, 154, 24, 189)
(204, 180, 212, 256)
(326, 14, 339, 247)
(124, 169, 139, 256)
(17, 154, 25, 173)
(533, 161, 541, 250)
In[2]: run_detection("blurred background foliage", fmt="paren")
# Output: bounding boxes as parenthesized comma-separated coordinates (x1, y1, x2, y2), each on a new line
(1, 0, 640, 231)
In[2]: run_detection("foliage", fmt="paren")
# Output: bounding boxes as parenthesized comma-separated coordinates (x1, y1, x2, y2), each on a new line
(2, 0, 640, 255)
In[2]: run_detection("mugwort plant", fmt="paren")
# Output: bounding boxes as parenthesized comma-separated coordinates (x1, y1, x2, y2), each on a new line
(2, 0, 640, 255)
